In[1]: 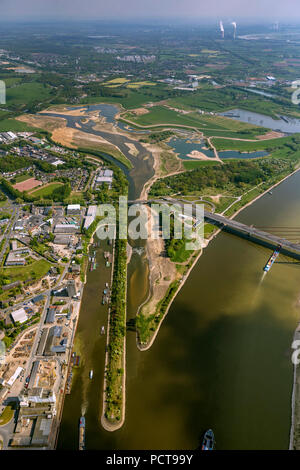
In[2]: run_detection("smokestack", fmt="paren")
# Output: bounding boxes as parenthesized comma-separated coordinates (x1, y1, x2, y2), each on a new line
(231, 22, 237, 40)
(219, 20, 224, 39)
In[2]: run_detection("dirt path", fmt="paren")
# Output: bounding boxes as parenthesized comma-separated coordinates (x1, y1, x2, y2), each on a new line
(207, 137, 223, 163)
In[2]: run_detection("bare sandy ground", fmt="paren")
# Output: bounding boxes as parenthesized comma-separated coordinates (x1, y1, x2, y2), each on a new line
(186, 150, 215, 160)
(124, 142, 138, 156)
(132, 107, 149, 116)
(138, 207, 177, 318)
(256, 130, 284, 140)
(139, 143, 183, 200)
(17, 113, 123, 156)
(13, 177, 42, 192)
(16, 114, 67, 131)
(40, 107, 87, 117)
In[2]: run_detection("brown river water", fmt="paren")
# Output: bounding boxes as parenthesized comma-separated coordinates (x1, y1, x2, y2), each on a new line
(57, 105, 300, 450)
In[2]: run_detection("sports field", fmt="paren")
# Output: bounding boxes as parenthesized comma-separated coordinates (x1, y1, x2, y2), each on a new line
(13, 177, 42, 192)
(29, 182, 63, 197)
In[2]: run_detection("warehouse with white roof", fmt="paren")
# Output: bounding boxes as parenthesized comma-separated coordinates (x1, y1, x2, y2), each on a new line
(11, 308, 28, 324)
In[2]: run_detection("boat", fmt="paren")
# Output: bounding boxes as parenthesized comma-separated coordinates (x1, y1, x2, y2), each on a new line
(280, 115, 289, 123)
(101, 326, 105, 335)
(202, 429, 215, 450)
(89, 370, 93, 379)
(105, 282, 109, 288)
(268, 191, 273, 195)
(263, 246, 281, 272)
(79, 416, 85, 451)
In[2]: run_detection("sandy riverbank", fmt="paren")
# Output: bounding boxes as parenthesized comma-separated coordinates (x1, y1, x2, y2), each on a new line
(137, 207, 177, 320)
(139, 144, 183, 200)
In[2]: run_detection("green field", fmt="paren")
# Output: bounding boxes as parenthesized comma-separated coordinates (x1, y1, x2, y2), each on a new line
(0, 118, 36, 132)
(211, 136, 296, 152)
(0, 259, 52, 284)
(30, 182, 63, 198)
(15, 173, 31, 183)
(167, 86, 300, 119)
(81, 90, 153, 109)
(6, 82, 51, 106)
(183, 160, 220, 170)
(122, 105, 266, 137)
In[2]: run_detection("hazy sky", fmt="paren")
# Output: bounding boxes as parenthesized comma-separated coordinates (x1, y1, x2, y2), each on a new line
(0, 0, 300, 21)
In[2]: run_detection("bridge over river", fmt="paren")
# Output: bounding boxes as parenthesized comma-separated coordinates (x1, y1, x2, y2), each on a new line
(129, 198, 300, 261)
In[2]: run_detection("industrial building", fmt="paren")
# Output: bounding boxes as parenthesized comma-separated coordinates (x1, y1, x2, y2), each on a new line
(83, 205, 97, 229)
(45, 307, 56, 324)
(94, 168, 114, 189)
(44, 325, 68, 356)
(28, 360, 40, 389)
(36, 329, 49, 356)
(67, 280, 76, 298)
(5, 247, 30, 266)
(12, 388, 56, 448)
(11, 308, 28, 324)
(67, 204, 81, 215)
(6, 366, 24, 387)
(53, 234, 72, 245)
(54, 223, 79, 234)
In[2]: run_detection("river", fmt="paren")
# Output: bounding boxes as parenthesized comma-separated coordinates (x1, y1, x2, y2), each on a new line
(57, 105, 300, 450)
(220, 108, 300, 134)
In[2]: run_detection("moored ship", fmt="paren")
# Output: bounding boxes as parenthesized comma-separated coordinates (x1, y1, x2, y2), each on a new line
(79, 416, 85, 451)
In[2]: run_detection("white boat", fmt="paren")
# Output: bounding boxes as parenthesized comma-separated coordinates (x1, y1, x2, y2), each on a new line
(89, 370, 93, 379)
(101, 326, 105, 335)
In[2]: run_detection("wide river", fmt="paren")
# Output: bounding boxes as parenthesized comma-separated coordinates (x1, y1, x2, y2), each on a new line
(57, 106, 300, 450)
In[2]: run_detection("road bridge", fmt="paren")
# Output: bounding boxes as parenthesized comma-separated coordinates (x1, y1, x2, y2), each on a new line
(129, 198, 300, 261)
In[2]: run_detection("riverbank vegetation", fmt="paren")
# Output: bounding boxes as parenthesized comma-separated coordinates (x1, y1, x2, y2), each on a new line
(149, 156, 298, 207)
(103, 237, 127, 425)
(137, 280, 180, 346)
